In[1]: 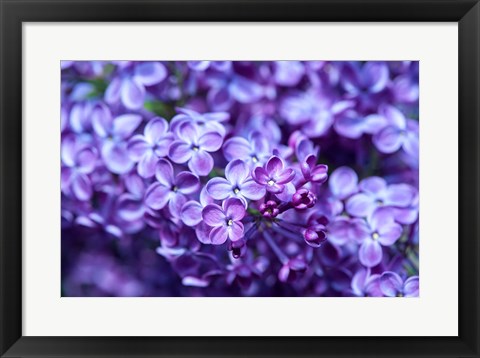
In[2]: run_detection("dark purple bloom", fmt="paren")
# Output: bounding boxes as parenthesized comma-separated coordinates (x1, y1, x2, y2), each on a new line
(259, 200, 280, 219)
(302, 228, 327, 248)
(202, 198, 246, 244)
(128, 117, 174, 178)
(206, 159, 266, 204)
(144, 159, 200, 217)
(292, 188, 317, 210)
(252, 156, 295, 194)
(380, 271, 419, 297)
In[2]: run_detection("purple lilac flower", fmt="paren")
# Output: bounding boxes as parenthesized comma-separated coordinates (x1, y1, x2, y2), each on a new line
(252, 155, 295, 194)
(206, 159, 266, 205)
(202, 198, 246, 244)
(223, 132, 272, 167)
(169, 122, 223, 176)
(144, 159, 200, 217)
(380, 271, 419, 297)
(127, 117, 174, 178)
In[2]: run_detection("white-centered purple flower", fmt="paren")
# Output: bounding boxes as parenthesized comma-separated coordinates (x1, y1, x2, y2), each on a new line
(202, 198, 246, 244)
(380, 271, 419, 297)
(252, 156, 295, 194)
(168, 122, 223, 176)
(144, 159, 200, 217)
(170, 107, 229, 137)
(353, 208, 403, 267)
(206, 159, 266, 205)
(127, 117, 174, 178)
(223, 131, 272, 167)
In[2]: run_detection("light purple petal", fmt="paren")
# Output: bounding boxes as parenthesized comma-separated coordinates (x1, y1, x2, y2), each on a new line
(180, 201, 203, 226)
(124, 173, 145, 197)
(327, 217, 351, 246)
(223, 137, 251, 161)
(134, 62, 167, 86)
(275, 182, 295, 201)
(169, 141, 193, 163)
(202, 204, 225, 227)
(403, 276, 419, 297)
(176, 122, 198, 144)
(363, 62, 389, 93)
(101, 141, 134, 174)
(229, 76, 263, 103)
(121, 78, 145, 110)
(252, 167, 269, 185)
(265, 156, 284, 175)
(240, 179, 266, 200)
(346, 193, 376, 217)
(363, 114, 388, 135)
(275, 168, 295, 184)
(145, 117, 168, 143)
(209, 225, 229, 245)
(186, 151, 211, 176)
(176, 172, 200, 194)
(359, 238, 383, 267)
(351, 268, 368, 296)
(154, 159, 174, 186)
(378, 222, 403, 246)
(225, 159, 249, 185)
(380, 105, 407, 130)
(91, 103, 112, 138)
(274, 61, 305, 86)
(137, 151, 157, 178)
(128, 135, 150, 161)
(329, 166, 358, 200)
(228, 221, 244, 241)
(206, 178, 231, 201)
(76, 148, 97, 174)
(385, 184, 416, 207)
(369, 207, 396, 233)
(359, 177, 387, 197)
(104, 77, 122, 105)
(117, 194, 144, 221)
(71, 174, 92, 201)
(380, 271, 403, 297)
(168, 193, 187, 218)
(61, 135, 76, 167)
(144, 182, 171, 210)
(223, 198, 246, 221)
(373, 126, 404, 154)
(113, 114, 143, 139)
(198, 131, 223, 152)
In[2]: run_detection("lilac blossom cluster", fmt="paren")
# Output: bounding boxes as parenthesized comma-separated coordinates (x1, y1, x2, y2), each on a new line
(61, 61, 419, 297)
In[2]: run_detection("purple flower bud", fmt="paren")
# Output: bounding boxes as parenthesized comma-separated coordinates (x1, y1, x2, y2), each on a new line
(302, 228, 327, 248)
(259, 200, 280, 219)
(292, 188, 317, 209)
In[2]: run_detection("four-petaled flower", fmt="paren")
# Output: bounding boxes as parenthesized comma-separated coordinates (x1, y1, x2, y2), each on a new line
(380, 271, 419, 297)
(202, 198, 246, 244)
(252, 156, 295, 194)
(144, 159, 200, 217)
(169, 122, 223, 176)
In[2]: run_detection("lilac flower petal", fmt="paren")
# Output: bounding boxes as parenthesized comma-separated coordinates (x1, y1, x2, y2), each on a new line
(385, 184, 416, 207)
(359, 238, 383, 267)
(228, 221, 244, 241)
(275, 182, 295, 201)
(363, 114, 388, 135)
(121, 78, 145, 110)
(76, 148, 97, 173)
(176, 122, 198, 143)
(265, 156, 284, 175)
(188, 150, 214, 176)
(381, 105, 407, 130)
(209, 225, 229, 245)
(168, 193, 187, 218)
(359, 177, 387, 197)
(101, 141, 134, 174)
(128, 135, 150, 161)
(363, 61, 389, 93)
(223, 198, 246, 221)
(351, 268, 368, 296)
(202, 204, 225, 226)
(153, 135, 174, 158)
(252, 167, 269, 185)
(176, 172, 200, 194)
(349, 218, 371, 243)
(225, 159, 249, 185)
(369, 207, 396, 233)
(195, 222, 213, 244)
(380, 271, 403, 297)
(329, 166, 358, 200)
(240, 179, 266, 200)
(104, 77, 122, 104)
(169, 141, 193, 163)
(145, 117, 168, 144)
(276, 168, 295, 185)
(91, 103, 112, 138)
(346, 193, 376, 217)
(144, 183, 171, 210)
(117, 194, 144, 221)
(378, 222, 403, 246)
(327, 217, 351, 246)
(403, 276, 419, 297)
(206, 177, 232, 200)
(154, 159, 174, 186)
(394, 207, 419, 225)
(198, 131, 223, 152)
(180, 201, 203, 226)
(61, 167, 73, 190)
(229, 76, 263, 103)
(223, 137, 251, 161)
(134, 62, 167, 86)
(274, 61, 305, 86)
(113, 114, 143, 139)
(310, 164, 328, 183)
(373, 126, 403, 154)
(71, 174, 92, 201)
(137, 151, 157, 178)
(124, 173, 145, 197)
(61, 135, 76, 167)
(334, 114, 365, 139)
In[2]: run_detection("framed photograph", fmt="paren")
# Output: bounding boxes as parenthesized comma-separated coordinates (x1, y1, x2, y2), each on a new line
(1, 0, 479, 357)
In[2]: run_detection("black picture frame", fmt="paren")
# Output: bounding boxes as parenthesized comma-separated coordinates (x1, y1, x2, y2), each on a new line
(1, 0, 479, 357)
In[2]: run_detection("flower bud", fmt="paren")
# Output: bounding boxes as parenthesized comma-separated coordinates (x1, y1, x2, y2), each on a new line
(259, 200, 280, 219)
(292, 188, 317, 210)
(302, 228, 327, 248)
